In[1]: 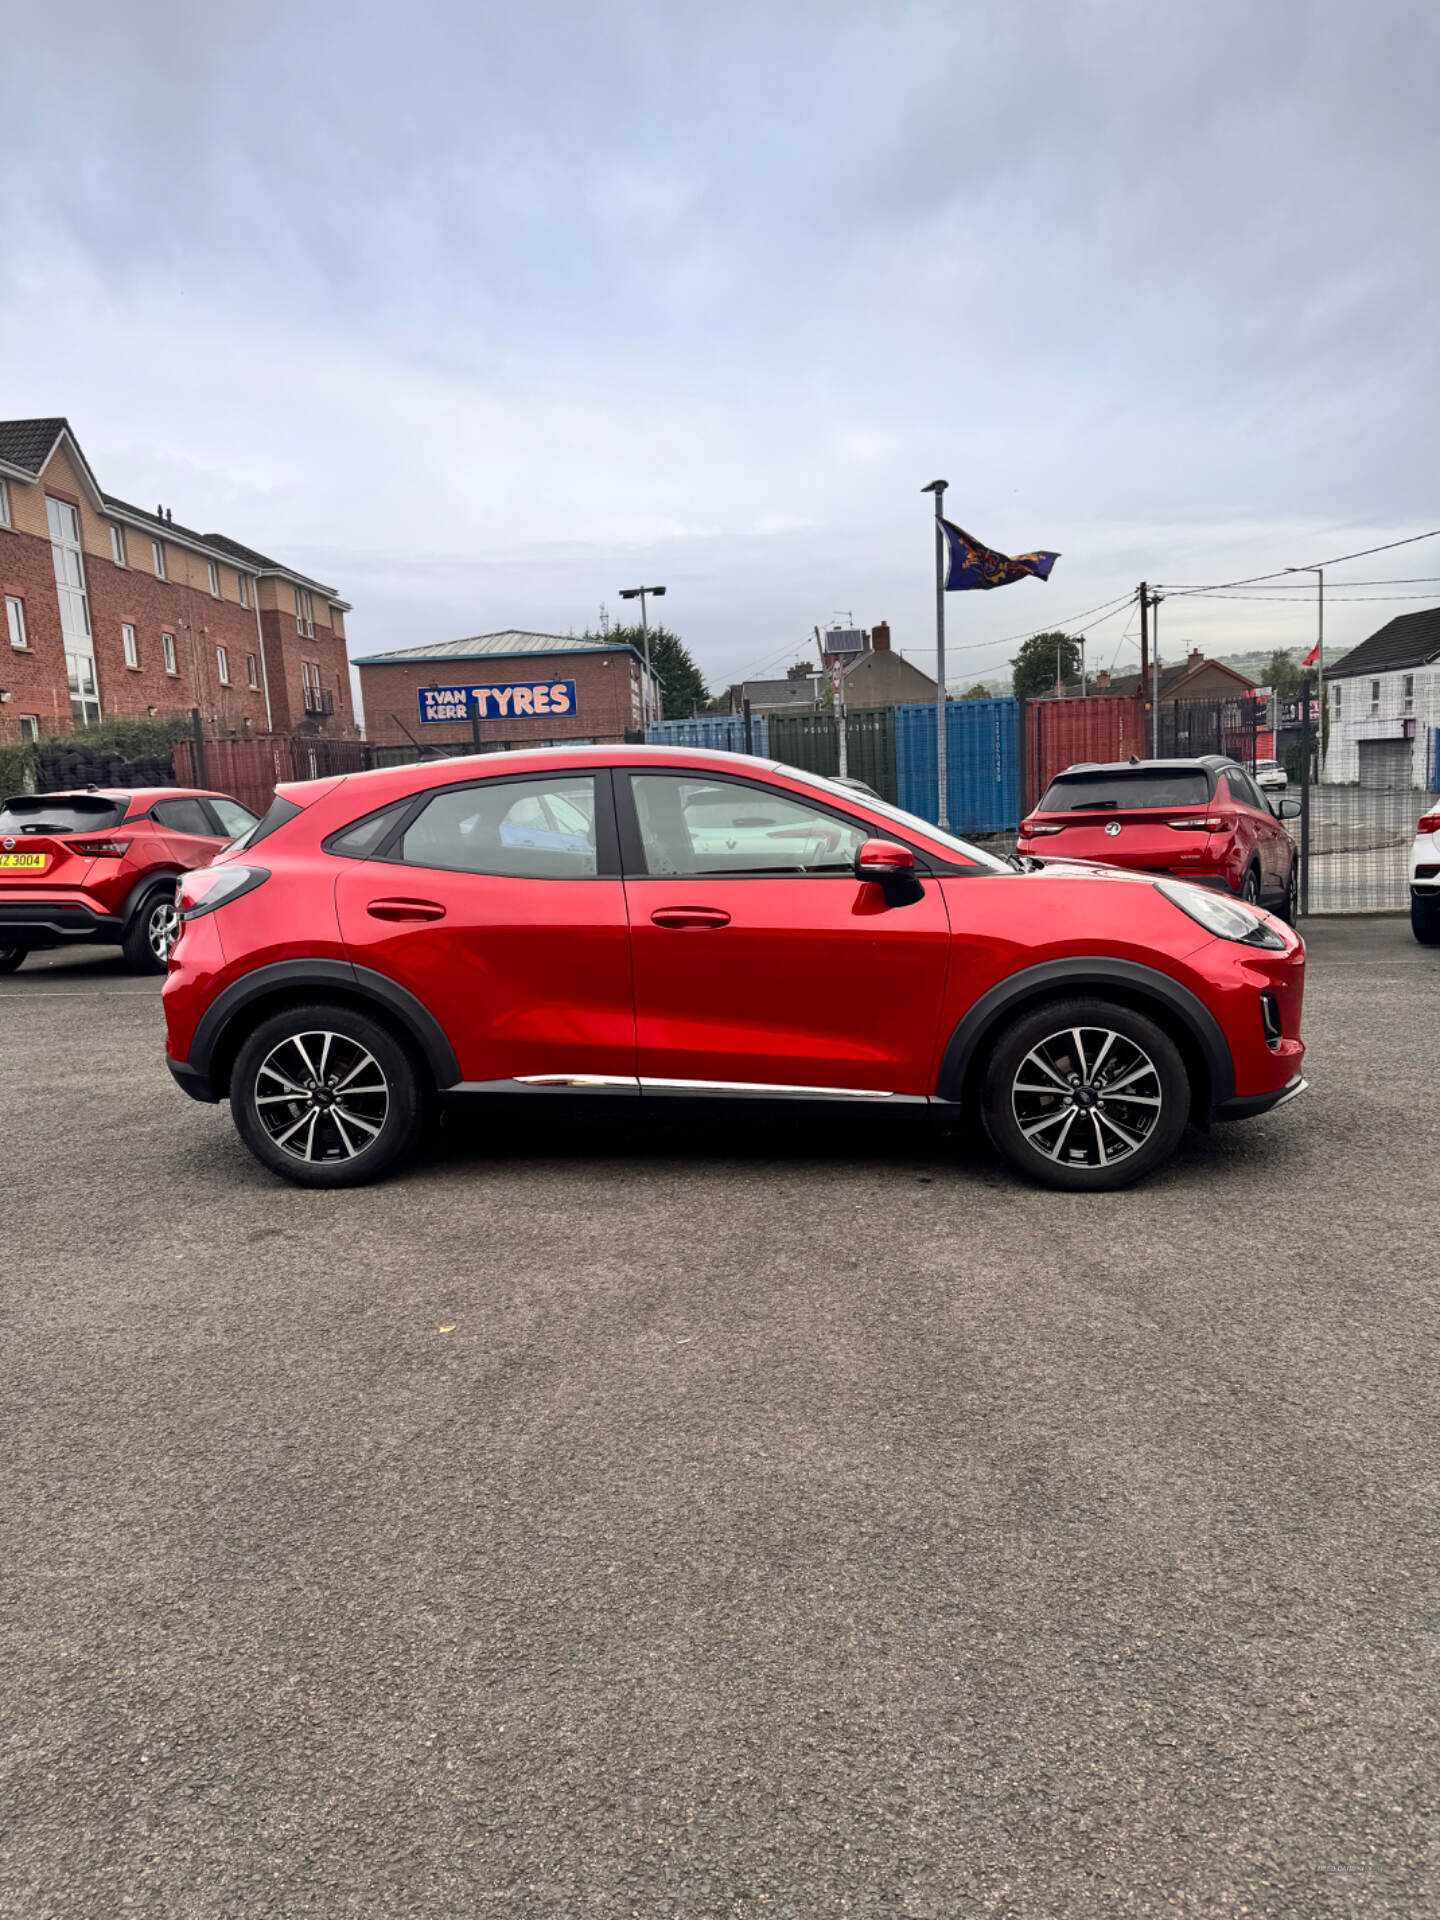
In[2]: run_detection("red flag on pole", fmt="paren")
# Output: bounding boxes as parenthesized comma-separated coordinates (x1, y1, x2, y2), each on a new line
(1301, 642, 1319, 667)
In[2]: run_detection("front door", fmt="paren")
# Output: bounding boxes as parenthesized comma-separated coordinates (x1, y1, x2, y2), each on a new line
(619, 769, 952, 1095)
(334, 769, 635, 1085)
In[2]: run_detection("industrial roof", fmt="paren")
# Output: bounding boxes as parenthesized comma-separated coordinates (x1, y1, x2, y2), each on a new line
(358, 631, 627, 665)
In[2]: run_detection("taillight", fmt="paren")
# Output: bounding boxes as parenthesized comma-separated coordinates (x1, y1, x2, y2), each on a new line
(1020, 820, 1064, 837)
(66, 838, 132, 857)
(1171, 813, 1237, 833)
(1418, 812, 1440, 836)
(176, 864, 270, 919)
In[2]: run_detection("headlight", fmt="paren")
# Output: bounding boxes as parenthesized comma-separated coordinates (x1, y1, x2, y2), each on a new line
(1155, 880, 1287, 949)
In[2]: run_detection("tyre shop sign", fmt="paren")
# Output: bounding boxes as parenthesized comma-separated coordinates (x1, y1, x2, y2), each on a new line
(418, 680, 577, 724)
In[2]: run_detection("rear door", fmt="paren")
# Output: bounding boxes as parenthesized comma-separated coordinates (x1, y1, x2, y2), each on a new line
(619, 769, 952, 1094)
(1223, 766, 1286, 895)
(147, 796, 229, 876)
(334, 768, 636, 1085)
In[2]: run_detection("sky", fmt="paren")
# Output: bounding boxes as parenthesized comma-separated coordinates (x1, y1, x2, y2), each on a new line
(2, 0, 1436, 711)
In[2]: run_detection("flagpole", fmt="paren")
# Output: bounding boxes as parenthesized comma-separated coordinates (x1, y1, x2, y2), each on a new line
(922, 480, 949, 828)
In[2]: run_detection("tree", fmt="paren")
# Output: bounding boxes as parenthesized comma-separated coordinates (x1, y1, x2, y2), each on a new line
(1011, 632, 1082, 700)
(1262, 648, 1307, 701)
(591, 623, 708, 720)
(959, 682, 993, 700)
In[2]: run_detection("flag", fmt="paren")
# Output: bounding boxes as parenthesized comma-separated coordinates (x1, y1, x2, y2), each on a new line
(939, 519, 1059, 592)
(1301, 642, 1319, 667)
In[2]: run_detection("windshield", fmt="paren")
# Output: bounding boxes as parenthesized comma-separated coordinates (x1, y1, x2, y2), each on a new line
(1038, 770, 1211, 812)
(0, 794, 126, 833)
(776, 765, 1010, 871)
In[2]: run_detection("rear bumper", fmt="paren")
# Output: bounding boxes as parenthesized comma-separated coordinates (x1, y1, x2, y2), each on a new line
(1212, 1073, 1307, 1124)
(0, 899, 121, 945)
(167, 1055, 220, 1104)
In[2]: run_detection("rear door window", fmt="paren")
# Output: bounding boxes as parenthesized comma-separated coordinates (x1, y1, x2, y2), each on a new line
(0, 795, 126, 833)
(207, 797, 260, 839)
(153, 798, 220, 837)
(1038, 770, 1211, 811)
(396, 775, 600, 879)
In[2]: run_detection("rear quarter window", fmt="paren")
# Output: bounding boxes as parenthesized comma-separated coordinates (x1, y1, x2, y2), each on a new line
(1039, 771, 1211, 811)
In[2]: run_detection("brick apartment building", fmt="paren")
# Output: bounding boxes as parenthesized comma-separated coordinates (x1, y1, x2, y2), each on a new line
(357, 631, 660, 751)
(0, 417, 354, 745)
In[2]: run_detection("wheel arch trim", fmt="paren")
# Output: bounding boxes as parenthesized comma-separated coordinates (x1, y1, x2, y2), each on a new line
(185, 960, 461, 1098)
(935, 956, 1234, 1114)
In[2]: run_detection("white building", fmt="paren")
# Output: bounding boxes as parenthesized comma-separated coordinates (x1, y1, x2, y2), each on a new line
(1323, 607, 1440, 790)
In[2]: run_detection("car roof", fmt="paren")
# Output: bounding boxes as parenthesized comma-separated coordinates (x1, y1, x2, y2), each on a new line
(1051, 755, 1231, 776)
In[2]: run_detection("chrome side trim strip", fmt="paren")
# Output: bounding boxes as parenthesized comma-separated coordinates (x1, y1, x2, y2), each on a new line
(515, 1074, 642, 1089)
(638, 1076, 922, 1102)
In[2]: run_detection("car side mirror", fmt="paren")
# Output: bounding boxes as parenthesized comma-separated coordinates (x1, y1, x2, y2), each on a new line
(1277, 798, 1301, 820)
(855, 838, 915, 882)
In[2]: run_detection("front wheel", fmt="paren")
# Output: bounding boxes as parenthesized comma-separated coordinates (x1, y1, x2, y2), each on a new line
(981, 998, 1191, 1192)
(0, 946, 27, 974)
(230, 1001, 426, 1187)
(1413, 897, 1440, 947)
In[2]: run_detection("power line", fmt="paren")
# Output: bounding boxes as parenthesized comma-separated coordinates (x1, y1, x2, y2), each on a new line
(1154, 575, 1440, 590)
(1157, 528, 1440, 597)
(1170, 591, 1440, 604)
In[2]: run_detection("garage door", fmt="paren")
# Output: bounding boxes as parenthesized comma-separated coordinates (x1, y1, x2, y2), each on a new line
(1357, 738, 1412, 790)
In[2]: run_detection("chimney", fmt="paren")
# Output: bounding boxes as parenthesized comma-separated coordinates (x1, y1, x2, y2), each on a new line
(1188, 647, 1204, 669)
(872, 620, 891, 652)
(1095, 668, 1111, 690)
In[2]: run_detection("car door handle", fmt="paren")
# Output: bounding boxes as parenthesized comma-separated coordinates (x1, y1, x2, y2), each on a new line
(367, 897, 447, 922)
(650, 906, 731, 930)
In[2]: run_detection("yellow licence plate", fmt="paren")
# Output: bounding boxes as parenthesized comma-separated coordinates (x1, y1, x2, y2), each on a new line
(0, 852, 47, 869)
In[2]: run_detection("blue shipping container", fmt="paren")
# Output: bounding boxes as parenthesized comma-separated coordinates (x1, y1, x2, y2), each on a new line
(894, 699, 1020, 834)
(645, 715, 771, 756)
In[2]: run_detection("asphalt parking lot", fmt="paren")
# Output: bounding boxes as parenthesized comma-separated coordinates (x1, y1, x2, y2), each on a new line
(3, 918, 1437, 1919)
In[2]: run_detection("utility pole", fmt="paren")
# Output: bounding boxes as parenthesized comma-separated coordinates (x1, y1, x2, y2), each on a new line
(619, 583, 666, 726)
(1151, 594, 1163, 758)
(922, 480, 949, 826)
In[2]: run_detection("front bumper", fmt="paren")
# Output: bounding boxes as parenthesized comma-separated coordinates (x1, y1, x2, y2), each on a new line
(1212, 1073, 1308, 1124)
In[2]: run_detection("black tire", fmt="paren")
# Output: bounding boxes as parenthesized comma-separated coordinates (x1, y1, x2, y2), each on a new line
(1277, 858, 1299, 926)
(981, 996, 1191, 1192)
(230, 1000, 427, 1187)
(121, 887, 180, 974)
(1412, 898, 1440, 947)
(0, 946, 27, 974)
(1240, 866, 1261, 906)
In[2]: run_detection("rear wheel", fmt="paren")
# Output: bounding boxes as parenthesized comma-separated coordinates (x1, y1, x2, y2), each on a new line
(981, 997, 1191, 1192)
(122, 889, 180, 973)
(1277, 858, 1299, 925)
(0, 946, 27, 974)
(230, 1001, 426, 1187)
(1240, 866, 1261, 905)
(1413, 897, 1440, 947)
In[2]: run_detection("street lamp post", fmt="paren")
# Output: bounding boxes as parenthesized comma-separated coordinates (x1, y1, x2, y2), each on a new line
(921, 481, 949, 828)
(1285, 565, 1324, 772)
(619, 584, 666, 728)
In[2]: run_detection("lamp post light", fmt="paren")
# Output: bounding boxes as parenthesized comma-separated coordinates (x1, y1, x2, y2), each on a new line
(619, 584, 666, 727)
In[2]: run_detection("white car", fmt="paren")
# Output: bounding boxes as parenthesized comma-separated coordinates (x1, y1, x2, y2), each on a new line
(1412, 804, 1440, 945)
(1254, 759, 1288, 792)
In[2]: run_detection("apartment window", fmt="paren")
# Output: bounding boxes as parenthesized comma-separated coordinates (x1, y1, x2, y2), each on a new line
(19, 714, 39, 742)
(1403, 674, 1415, 713)
(5, 595, 27, 649)
(110, 524, 127, 566)
(208, 560, 220, 597)
(1370, 679, 1381, 715)
(151, 539, 167, 580)
(1332, 683, 1342, 713)
(294, 585, 315, 637)
(122, 622, 138, 668)
(217, 644, 230, 685)
(66, 650, 100, 726)
(246, 652, 259, 690)
(0, 478, 10, 527)
(237, 572, 250, 608)
(162, 631, 178, 675)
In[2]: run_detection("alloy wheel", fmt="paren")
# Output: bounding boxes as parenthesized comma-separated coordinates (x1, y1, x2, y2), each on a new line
(1010, 1025, 1164, 1170)
(1241, 870, 1260, 904)
(252, 1030, 391, 1164)
(148, 898, 181, 963)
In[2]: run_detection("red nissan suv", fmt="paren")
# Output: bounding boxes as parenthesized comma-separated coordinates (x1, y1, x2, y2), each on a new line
(1017, 756, 1301, 920)
(162, 746, 1307, 1192)
(0, 787, 259, 974)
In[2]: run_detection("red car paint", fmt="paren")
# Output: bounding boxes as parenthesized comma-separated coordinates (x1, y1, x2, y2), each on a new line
(163, 748, 1305, 1148)
(1017, 757, 1298, 912)
(0, 786, 258, 969)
